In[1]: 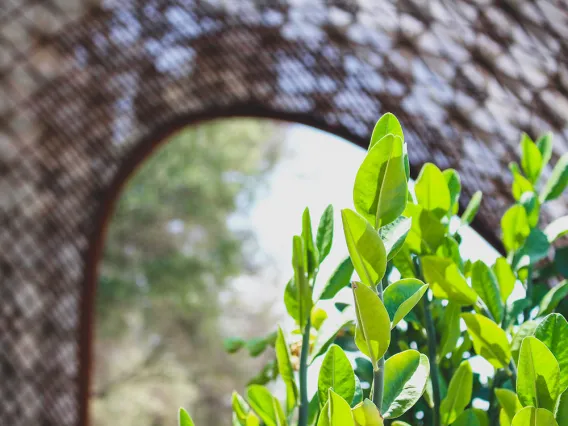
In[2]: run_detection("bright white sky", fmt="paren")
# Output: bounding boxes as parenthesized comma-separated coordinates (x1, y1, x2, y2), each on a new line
(225, 123, 523, 402)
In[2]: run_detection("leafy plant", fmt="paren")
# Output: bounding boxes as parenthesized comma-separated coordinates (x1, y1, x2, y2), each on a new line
(179, 114, 568, 425)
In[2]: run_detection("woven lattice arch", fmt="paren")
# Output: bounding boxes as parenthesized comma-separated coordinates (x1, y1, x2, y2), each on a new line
(1, 1, 568, 425)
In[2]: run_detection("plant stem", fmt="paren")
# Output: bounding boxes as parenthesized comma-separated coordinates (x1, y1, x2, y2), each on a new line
(423, 291, 441, 426)
(298, 316, 311, 426)
(523, 265, 533, 322)
(372, 275, 388, 410)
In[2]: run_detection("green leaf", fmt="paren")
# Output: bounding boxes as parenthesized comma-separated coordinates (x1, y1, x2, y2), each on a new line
(415, 163, 451, 219)
(493, 257, 517, 303)
(391, 422, 411, 426)
(538, 282, 568, 317)
(511, 407, 558, 426)
(383, 279, 428, 328)
(379, 217, 412, 261)
(324, 389, 356, 426)
(370, 112, 404, 149)
(247, 337, 270, 357)
(352, 282, 391, 366)
(501, 205, 531, 253)
(534, 314, 568, 392)
(224, 337, 246, 353)
(439, 360, 473, 425)
(303, 208, 319, 278)
(318, 344, 356, 408)
(275, 327, 298, 413)
(461, 191, 483, 226)
(247, 385, 284, 426)
(517, 337, 560, 411)
(309, 308, 354, 364)
(471, 260, 504, 323)
(292, 235, 313, 329)
(353, 134, 408, 228)
(232, 392, 252, 425)
(519, 192, 540, 228)
(495, 388, 522, 426)
(544, 216, 568, 243)
(352, 399, 383, 426)
(521, 133, 543, 184)
(509, 162, 534, 201)
(179, 408, 195, 426)
(245, 413, 260, 426)
(342, 209, 387, 287)
(451, 409, 480, 426)
(461, 313, 511, 368)
(319, 257, 354, 300)
(284, 278, 299, 323)
(472, 408, 489, 426)
(317, 205, 334, 263)
(511, 320, 538, 364)
(436, 237, 464, 272)
(422, 256, 478, 305)
(312, 308, 328, 331)
(308, 393, 320, 426)
(556, 390, 568, 426)
(404, 203, 446, 254)
(443, 169, 461, 215)
(536, 132, 553, 168)
(392, 246, 417, 279)
(382, 350, 430, 419)
(439, 302, 461, 360)
(521, 229, 550, 265)
(540, 153, 568, 202)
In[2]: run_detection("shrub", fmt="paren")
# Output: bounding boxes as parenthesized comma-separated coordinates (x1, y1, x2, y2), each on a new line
(179, 113, 568, 426)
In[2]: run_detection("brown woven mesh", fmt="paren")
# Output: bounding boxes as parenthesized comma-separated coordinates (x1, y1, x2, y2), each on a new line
(1, 0, 568, 425)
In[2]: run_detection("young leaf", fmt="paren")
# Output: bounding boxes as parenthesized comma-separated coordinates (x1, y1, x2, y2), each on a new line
(510, 162, 534, 201)
(501, 204, 531, 253)
(534, 314, 568, 392)
(352, 399, 383, 426)
(439, 302, 461, 360)
(224, 337, 246, 354)
(415, 163, 451, 219)
(317, 205, 334, 263)
(421, 256, 478, 305)
(521, 133, 543, 184)
(275, 327, 298, 413)
(471, 260, 504, 323)
(303, 208, 319, 278)
(520, 191, 540, 228)
(342, 209, 387, 287)
(461, 313, 511, 368)
(353, 134, 407, 228)
(312, 307, 328, 330)
(379, 216, 412, 261)
(245, 412, 260, 426)
(382, 350, 430, 419)
(461, 191, 482, 226)
(517, 337, 560, 412)
(370, 112, 404, 149)
(318, 344, 355, 408)
(538, 281, 568, 317)
(451, 409, 480, 426)
(404, 203, 446, 254)
(292, 235, 313, 329)
(439, 360, 473, 425)
(544, 216, 568, 243)
(319, 257, 354, 300)
(443, 168, 461, 215)
(540, 153, 568, 202)
(495, 388, 522, 426)
(493, 257, 516, 303)
(247, 385, 284, 426)
(352, 282, 391, 366)
(179, 408, 195, 426)
(511, 320, 538, 364)
(511, 407, 558, 426)
(232, 392, 252, 425)
(324, 389, 355, 426)
(383, 278, 428, 328)
(536, 132, 553, 168)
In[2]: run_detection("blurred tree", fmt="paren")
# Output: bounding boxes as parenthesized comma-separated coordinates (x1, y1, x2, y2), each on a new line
(91, 119, 285, 426)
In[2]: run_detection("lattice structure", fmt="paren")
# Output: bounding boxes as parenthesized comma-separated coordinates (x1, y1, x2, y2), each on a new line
(1, 0, 567, 425)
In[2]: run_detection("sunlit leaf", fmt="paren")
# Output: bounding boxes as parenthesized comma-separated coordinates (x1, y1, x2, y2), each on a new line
(471, 260, 504, 323)
(472, 408, 489, 426)
(292, 235, 313, 329)
(232, 392, 253, 426)
(415, 163, 451, 219)
(534, 314, 568, 392)
(311, 308, 328, 331)
(443, 168, 461, 215)
(404, 203, 446, 254)
(303, 208, 319, 278)
(422, 256, 478, 305)
(544, 216, 568, 243)
(179, 408, 195, 426)
(521, 133, 543, 184)
(501, 205, 531, 253)
(511, 407, 558, 426)
(540, 153, 568, 202)
(275, 327, 298, 413)
(536, 132, 553, 168)
(317, 205, 334, 263)
(247, 385, 285, 426)
(318, 344, 355, 408)
(352, 399, 383, 426)
(439, 302, 461, 360)
(392, 245, 417, 279)
(461, 191, 483, 226)
(461, 313, 511, 368)
(511, 320, 538, 364)
(383, 279, 428, 328)
(379, 216, 412, 261)
(493, 257, 516, 304)
(319, 390, 355, 426)
(439, 361, 473, 425)
(538, 281, 568, 318)
(451, 409, 480, 426)
(370, 112, 404, 149)
(495, 388, 522, 426)
(319, 257, 354, 300)
(519, 191, 540, 228)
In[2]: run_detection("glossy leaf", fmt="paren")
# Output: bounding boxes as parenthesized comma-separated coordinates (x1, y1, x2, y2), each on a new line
(318, 344, 355, 408)
(443, 168, 461, 215)
(422, 256, 478, 305)
(538, 281, 568, 317)
(342, 209, 387, 287)
(544, 216, 568, 243)
(536, 132, 553, 168)
(471, 260, 504, 323)
(382, 351, 430, 419)
(521, 133, 543, 184)
(321, 390, 355, 426)
(370, 112, 404, 149)
(404, 203, 447, 254)
(517, 337, 560, 412)
(534, 314, 568, 392)
(452, 409, 480, 426)
(439, 302, 461, 360)
(353, 134, 407, 228)
(317, 205, 334, 263)
(495, 388, 522, 426)
(511, 320, 538, 364)
(415, 163, 451, 219)
(439, 361, 473, 425)
(292, 236, 313, 329)
(352, 399, 384, 426)
(179, 408, 195, 426)
(461, 191, 483, 226)
(510, 162, 535, 201)
(352, 282, 391, 366)
(540, 153, 568, 202)
(247, 385, 285, 426)
(461, 313, 511, 368)
(303, 208, 319, 278)
(319, 257, 354, 300)
(383, 279, 428, 328)
(501, 204, 531, 253)
(511, 407, 558, 426)
(493, 257, 516, 303)
(556, 390, 568, 426)
(379, 216, 412, 261)
(232, 392, 252, 425)
(275, 327, 298, 413)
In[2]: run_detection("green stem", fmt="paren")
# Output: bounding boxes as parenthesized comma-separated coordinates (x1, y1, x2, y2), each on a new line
(372, 275, 388, 410)
(423, 291, 442, 426)
(523, 265, 533, 322)
(298, 316, 311, 426)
